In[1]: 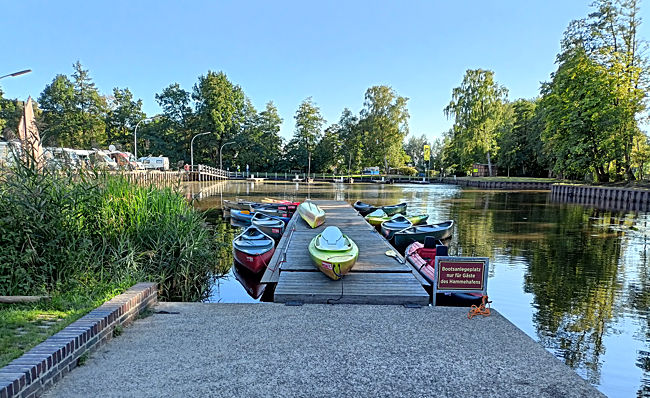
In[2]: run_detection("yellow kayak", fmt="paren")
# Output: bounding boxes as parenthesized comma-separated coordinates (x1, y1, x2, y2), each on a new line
(309, 226, 359, 280)
(298, 201, 326, 228)
(365, 209, 428, 227)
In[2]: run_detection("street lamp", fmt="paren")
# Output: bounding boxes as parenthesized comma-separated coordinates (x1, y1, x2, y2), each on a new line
(219, 141, 235, 171)
(0, 69, 31, 80)
(191, 131, 211, 169)
(133, 116, 158, 160)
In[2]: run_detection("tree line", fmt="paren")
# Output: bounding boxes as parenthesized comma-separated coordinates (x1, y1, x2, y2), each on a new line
(1, 0, 648, 180)
(440, 0, 649, 182)
(0, 63, 416, 174)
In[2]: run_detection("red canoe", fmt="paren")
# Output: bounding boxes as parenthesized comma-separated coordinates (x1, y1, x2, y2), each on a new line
(405, 241, 482, 304)
(232, 226, 276, 273)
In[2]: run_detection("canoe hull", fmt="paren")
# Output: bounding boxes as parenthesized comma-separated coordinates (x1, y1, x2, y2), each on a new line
(393, 221, 454, 251)
(298, 202, 326, 228)
(367, 213, 427, 228)
(230, 210, 253, 225)
(405, 242, 482, 305)
(254, 224, 285, 240)
(353, 201, 378, 216)
(233, 246, 275, 274)
(232, 262, 267, 299)
(382, 202, 407, 216)
(309, 239, 359, 281)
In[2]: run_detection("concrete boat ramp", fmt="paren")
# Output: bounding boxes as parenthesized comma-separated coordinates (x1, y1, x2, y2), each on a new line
(44, 302, 602, 398)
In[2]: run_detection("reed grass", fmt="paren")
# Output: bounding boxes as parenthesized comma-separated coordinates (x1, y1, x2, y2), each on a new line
(0, 156, 230, 302)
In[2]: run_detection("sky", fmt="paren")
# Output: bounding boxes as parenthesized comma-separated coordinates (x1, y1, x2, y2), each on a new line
(2, 1, 649, 142)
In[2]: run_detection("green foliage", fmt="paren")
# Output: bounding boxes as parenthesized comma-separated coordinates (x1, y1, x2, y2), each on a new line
(312, 124, 343, 173)
(359, 86, 410, 172)
(403, 134, 430, 172)
(232, 100, 284, 172)
(0, 158, 228, 301)
(391, 166, 417, 176)
(192, 71, 246, 165)
(497, 99, 548, 177)
(0, 89, 34, 140)
(0, 279, 134, 367)
(105, 88, 146, 152)
(290, 97, 325, 173)
(39, 62, 108, 148)
(429, 137, 444, 173)
(151, 83, 194, 163)
(444, 69, 509, 176)
(337, 108, 363, 173)
(540, 0, 649, 182)
(540, 47, 620, 182)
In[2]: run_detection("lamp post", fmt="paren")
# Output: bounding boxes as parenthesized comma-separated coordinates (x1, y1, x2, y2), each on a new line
(219, 141, 235, 171)
(0, 69, 31, 80)
(133, 116, 158, 160)
(191, 131, 211, 169)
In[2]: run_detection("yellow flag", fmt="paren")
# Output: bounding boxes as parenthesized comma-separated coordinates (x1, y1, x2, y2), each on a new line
(423, 145, 430, 161)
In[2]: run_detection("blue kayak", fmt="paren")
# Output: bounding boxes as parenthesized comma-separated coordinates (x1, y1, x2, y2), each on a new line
(230, 209, 253, 225)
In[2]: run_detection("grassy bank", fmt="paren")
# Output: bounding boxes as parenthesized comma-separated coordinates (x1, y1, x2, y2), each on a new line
(0, 281, 135, 367)
(0, 159, 231, 366)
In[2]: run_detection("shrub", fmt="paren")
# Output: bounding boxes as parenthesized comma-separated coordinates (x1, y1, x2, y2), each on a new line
(391, 166, 418, 176)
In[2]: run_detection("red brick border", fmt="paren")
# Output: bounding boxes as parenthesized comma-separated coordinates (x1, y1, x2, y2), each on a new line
(0, 282, 157, 398)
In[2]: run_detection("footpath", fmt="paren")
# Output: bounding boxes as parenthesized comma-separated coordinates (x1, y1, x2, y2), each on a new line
(43, 302, 602, 398)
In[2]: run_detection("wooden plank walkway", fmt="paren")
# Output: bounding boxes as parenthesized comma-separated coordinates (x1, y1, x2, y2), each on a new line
(261, 200, 429, 305)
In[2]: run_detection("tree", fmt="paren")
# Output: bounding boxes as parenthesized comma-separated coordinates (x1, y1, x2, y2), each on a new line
(38, 74, 76, 146)
(497, 99, 547, 177)
(429, 137, 444, 175)
(255, 101, 283, 171)
(39, 62, 107, 148)
(313, 124, 343, 173)
(540, 47, 621, 182)
(338, 108, 362, 173)
(151, 83, 194, 163)
(586, 0, 648, 180)
(359, 86, 410, 172)
(105, 88, 145, 152)
(71, 61, 107, 148)
(0, 89, 38, 140)
(292, 97, 325, 175)
(444, 69, 509, 176)
(548, 0, 649, 181)
(192, 71, 245, 165)
(403, 134, 430, 172)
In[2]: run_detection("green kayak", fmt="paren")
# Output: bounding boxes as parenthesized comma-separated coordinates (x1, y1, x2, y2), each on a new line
(309, 226, 359, 280)
(365, 209, 428, 227)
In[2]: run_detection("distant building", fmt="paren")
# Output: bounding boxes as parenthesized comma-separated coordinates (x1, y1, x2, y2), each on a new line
(362, 166, 380, 175)
(471, 163, 498, 177)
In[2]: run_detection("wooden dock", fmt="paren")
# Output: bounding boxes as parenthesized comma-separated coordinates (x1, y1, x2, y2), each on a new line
(261, 200, 430, 305)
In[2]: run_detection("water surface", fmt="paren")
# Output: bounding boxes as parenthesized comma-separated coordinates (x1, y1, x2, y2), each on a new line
(190, 180, 650, 397)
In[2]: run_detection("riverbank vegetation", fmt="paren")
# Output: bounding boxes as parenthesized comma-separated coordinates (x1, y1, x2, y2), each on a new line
(0, 160, 228, 300)
(0, 158, 230, 365)
(0, 1, 647, 183)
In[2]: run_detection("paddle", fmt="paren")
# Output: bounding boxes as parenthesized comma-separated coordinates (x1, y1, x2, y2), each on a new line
(385, 250, 404, 264)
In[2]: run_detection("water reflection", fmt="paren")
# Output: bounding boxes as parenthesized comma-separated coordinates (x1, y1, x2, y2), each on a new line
(192, 181, 649, 397)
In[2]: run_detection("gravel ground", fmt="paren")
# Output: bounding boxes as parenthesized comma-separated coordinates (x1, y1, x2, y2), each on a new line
(44, 302, 603, 398)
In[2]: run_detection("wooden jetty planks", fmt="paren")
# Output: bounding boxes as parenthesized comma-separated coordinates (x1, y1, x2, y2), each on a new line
(260, 211, 301, 284)
(274, 272, 429, 305)
(266, 199, 430, 305)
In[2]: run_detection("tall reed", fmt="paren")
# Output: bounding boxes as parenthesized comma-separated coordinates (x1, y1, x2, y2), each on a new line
(0, 157, 228, 301)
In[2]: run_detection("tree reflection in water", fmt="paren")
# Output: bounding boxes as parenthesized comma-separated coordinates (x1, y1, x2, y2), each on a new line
(190, 181, 650, 396)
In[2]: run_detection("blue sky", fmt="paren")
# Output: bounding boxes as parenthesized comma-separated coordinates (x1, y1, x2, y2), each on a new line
(2, 1, 648, 141)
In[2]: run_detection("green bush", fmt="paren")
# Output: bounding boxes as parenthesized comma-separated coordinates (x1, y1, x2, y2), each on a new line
(391, 166, 418, 176)
(0, 159, 229, 301)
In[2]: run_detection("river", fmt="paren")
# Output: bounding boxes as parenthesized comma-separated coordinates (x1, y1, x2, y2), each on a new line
(188, 180, 650, 397)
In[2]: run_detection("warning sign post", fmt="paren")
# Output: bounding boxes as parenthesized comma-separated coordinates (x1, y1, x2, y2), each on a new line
(432, 257, 489, 306)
